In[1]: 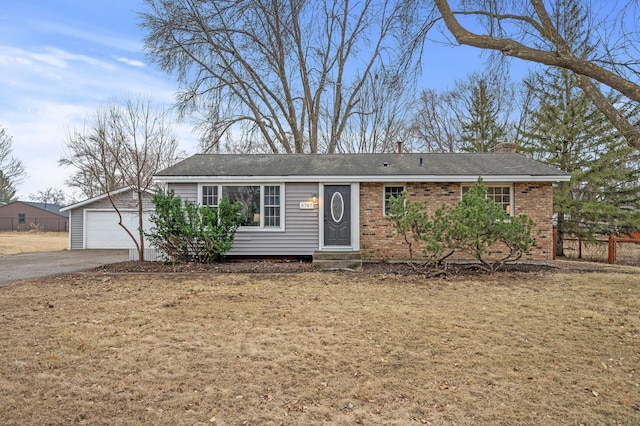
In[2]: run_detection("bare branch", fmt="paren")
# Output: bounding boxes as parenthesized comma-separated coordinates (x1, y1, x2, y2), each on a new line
(140, 0, 410, 153)
(59, 95, 183, 260)
(432, 0, 640, 149)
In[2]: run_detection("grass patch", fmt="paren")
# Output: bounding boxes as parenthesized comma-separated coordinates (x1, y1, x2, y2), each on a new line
(0, 269, 638, 425)
(0, 231, 68, 255)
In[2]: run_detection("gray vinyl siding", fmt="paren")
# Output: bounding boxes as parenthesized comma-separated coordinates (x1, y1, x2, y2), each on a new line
(229, 182, 319, 256)
(84, 193, 155, 210)
(69, 209, 84, 249)
(168, 183, 198, 202)
(166, 182, 319, 256)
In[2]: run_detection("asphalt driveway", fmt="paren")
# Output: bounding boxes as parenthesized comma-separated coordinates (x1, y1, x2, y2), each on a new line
(0, 250, 129, 284)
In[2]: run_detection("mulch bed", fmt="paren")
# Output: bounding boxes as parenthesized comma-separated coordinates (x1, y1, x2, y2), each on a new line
(94, 258, 563, 276)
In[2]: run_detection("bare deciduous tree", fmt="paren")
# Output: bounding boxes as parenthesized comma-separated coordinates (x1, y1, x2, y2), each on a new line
(59, 96, 183, 261)
(140, 0, 409, 154)
(337, 70, 414, 153)
(0, 125, 26, 203)
(411, 71, 517, 152)
(428, 0, 640, 149)
(411, 88, 461, 153)
(29, 187, 67, 206)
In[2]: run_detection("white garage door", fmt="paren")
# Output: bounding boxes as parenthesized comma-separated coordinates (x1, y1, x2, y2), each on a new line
(85, 211, 153, 249)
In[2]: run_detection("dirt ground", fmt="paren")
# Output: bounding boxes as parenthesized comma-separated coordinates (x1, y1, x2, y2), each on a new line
(0, 231, 68, 255)
(0, 261, 638, 425)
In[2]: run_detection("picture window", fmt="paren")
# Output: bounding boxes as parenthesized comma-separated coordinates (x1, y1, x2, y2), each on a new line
(200, 184, 283, 228)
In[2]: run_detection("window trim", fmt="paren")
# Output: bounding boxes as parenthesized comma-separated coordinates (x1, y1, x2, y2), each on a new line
(461, 183, 514, 216)
(383, 185, 406, 217)
(198, 183, 285, 231)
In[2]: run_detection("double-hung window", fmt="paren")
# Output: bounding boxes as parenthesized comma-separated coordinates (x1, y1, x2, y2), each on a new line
(384, 185, 405, 216)
(263, 185, 281, 227)
(201, 185, 218, 206)
(200, 184, 283, 229)
(462, 184, 513, 215)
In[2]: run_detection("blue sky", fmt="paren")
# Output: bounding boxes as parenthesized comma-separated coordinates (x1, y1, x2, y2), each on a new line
(1, 1, 507, 201)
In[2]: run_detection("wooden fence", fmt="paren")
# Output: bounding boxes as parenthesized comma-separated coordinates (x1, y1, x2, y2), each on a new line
(553, 230, 640, 265)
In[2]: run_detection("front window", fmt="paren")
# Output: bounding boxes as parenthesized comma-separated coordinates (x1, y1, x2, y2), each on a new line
(462, 184, 513, 215)
(18, 213, 26, 224)
(263, 186, 281, 227)
(223, 186, 261, 226)
(202, 185, 218, 206)
(199, 184, 283, 229)
(486, 186, 512, 215)
(384, 186, 405, 215)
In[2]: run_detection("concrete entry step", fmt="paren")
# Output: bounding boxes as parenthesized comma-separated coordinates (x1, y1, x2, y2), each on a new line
(312, 251, 362, 271)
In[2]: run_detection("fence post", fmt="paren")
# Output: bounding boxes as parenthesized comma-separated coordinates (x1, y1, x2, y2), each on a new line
(608, 234, 616, 264)
(578, 238, 582, 259)
(552, 228, 557, 260)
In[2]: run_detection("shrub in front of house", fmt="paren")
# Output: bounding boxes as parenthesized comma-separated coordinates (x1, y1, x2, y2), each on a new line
(387, 182, 536, 274)
(146, 191, 244, 263)
(447, 183, 536, 273)
(386, 192, 455, 275)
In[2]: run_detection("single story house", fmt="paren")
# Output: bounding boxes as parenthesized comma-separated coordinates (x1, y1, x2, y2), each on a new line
(0, 201, 68, 232)
(153, 148, 570, 262)
(60, 187, 154, 250)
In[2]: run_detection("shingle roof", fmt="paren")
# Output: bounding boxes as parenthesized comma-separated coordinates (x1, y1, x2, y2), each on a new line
(21, 202, 68, 217)
(155, 153, 569, 182)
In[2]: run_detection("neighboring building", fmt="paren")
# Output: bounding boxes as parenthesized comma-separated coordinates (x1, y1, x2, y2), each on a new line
(0, 201, 68, 232)
(152, 151, 570, 262)
(61, 188, 154, 250)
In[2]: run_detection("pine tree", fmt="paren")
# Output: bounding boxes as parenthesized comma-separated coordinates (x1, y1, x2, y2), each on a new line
(519, 0, 640, 256)
(458, 76, 508, 153)
(0, 171, 17, 203)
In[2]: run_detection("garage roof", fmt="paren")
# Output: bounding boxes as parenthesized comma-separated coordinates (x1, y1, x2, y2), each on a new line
(60, 187, 155, 212)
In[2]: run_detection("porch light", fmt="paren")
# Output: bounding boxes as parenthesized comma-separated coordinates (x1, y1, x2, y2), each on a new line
(311, 193, 318, 206)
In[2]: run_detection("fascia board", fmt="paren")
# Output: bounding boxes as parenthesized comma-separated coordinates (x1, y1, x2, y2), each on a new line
(154, 174, 571, 184)
(60, 187, 154, 212)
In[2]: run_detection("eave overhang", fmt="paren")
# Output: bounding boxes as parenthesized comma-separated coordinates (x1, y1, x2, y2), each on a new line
(153, 174, 571, 184)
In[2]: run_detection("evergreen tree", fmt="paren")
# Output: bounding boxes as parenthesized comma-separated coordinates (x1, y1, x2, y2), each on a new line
(458, 75, 508, 153)
(519, 1, 640, 256)
(0, 171, 17, 203)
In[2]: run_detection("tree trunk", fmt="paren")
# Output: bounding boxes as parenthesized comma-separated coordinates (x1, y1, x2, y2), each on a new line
(555, 212, 565, 257)
(137, 190, 146, 262)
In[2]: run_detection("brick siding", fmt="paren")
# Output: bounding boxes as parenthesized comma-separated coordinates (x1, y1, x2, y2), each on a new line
(359, 182, 553, 261)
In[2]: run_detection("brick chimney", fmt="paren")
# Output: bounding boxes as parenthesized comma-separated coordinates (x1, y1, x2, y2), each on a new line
(397, 141, 403, 156)
(491, 142, 517, 154)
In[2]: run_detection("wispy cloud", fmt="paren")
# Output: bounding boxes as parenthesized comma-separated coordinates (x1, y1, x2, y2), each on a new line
(0, 45, 118, 72)
(37, 20, 143, 53)
(0, 1, 199, 198)
(115, 56, 147, 68)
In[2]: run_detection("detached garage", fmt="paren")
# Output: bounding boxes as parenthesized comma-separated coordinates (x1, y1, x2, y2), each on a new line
(84, 210, 153, 249)
(61, 188, 155, 250)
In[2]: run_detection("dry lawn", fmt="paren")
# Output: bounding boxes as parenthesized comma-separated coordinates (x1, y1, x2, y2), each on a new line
(0, 268, 639, 425)
(0, 231, 68, 255)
